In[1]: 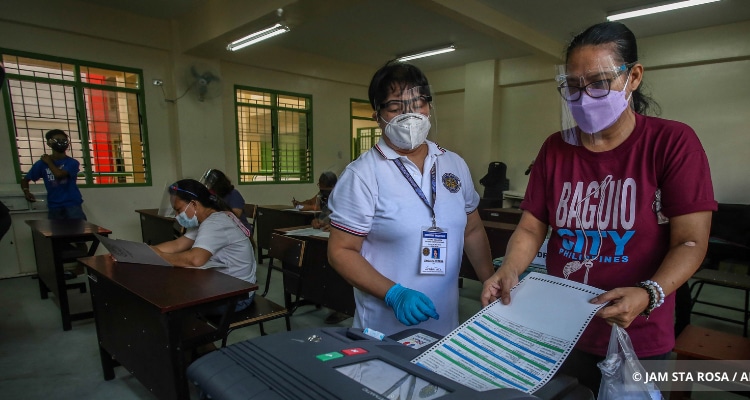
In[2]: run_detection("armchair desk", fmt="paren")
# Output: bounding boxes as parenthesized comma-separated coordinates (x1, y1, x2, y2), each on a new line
(256, 205, 317, 263)
(273, 226, 355, 317)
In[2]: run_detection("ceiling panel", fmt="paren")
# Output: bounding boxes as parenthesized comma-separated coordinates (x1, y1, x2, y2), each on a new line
(75, 0, 750, 71)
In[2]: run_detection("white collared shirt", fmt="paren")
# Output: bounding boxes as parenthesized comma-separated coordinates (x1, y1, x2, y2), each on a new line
(328, 138, 479, 336)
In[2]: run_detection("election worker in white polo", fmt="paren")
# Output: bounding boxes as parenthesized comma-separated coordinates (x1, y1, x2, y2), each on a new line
(327, 60, 494, 336)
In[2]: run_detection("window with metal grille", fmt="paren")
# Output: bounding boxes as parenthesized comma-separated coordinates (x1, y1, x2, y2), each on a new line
(350, 99, 380, 160)
(2, 50, 151, 186)
(235, 86, 312, 184)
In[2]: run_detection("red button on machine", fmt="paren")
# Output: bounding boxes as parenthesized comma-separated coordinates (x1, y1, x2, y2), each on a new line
(341, 347, 368, 356)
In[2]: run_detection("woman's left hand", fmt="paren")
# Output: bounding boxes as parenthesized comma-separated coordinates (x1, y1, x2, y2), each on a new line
(590, 286, 650, 328)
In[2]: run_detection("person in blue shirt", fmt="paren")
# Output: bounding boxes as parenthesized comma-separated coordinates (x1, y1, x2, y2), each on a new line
(21, 129, 86, 220)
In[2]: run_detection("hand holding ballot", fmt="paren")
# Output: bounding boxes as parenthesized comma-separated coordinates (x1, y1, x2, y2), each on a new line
(589, 286, 653, 328)
(480, 264, 521, 307)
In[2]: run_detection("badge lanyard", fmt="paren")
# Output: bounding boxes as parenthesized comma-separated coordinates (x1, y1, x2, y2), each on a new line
(394, 158, 448, 275)
(392, 158, 437, 228)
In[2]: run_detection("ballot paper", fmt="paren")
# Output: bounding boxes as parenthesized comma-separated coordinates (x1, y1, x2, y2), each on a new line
(95, 234, 172, 266)
(411, 272, 606, 394)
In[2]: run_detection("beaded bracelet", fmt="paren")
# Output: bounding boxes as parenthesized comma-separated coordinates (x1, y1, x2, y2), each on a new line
(643, 279, 665, 308)
(636, 282, 658, 317)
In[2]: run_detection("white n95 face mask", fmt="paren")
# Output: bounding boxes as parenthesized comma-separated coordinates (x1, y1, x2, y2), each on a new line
(382, 113, 431, 150)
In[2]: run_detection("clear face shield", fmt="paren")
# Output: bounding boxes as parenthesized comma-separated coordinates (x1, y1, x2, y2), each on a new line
(376, 85, 437, 150)
(158, 183, 178, 217)
(556, 55, 634, 146)
(199, 169, 220, 191)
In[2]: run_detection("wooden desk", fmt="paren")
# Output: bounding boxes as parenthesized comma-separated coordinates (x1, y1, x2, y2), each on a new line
(135, 208, 182, 245)
(26, 219, 112, 331)
(274, 226, 356, 317)
(256, 205, 317, 262)
(80, 255, 257, 400)
(459, 221, 517, 281)
(479, 207, 523, 224)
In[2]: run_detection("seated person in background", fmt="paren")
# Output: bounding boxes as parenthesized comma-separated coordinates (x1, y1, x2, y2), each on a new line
(152, 179, 256, 312)
(21, 129, 86, 220)
(292, 171, 337, 230)
(202, 169, 253, 233)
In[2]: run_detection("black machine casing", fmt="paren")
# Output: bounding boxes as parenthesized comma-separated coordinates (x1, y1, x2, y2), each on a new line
(187, 327, 589, 400)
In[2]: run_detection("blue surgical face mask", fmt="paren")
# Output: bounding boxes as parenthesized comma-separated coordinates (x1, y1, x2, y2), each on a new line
(176, 202, 199, 228)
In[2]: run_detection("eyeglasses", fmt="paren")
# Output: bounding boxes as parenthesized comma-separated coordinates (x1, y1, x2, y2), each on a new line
(557, 63, 633, 102)
(169, 184, 198, 198)
(378, 95, 432, 115)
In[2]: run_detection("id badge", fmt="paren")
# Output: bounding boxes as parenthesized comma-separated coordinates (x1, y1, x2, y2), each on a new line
(420, 227, 448, 275)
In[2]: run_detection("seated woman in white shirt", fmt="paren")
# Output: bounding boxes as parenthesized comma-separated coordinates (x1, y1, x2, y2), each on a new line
(152, 179, 256, 311)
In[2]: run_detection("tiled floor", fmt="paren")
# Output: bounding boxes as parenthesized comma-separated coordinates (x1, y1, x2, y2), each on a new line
(0, 260, 747, 399)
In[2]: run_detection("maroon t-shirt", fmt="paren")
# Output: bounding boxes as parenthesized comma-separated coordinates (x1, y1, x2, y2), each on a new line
(521, 113, 717, 357)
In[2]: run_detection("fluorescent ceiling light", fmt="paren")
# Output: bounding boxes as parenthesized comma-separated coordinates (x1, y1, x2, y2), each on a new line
(397, 45, 456, 62)
(607, 0, 721, 21)
(227, 23, 290, 51)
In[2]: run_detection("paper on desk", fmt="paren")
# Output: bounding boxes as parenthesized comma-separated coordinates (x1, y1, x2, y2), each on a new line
(95, 234, 172, 267)
(283, 209, 318, 214)
(411, 272, 606, 394)
(283, 227, 330, 238)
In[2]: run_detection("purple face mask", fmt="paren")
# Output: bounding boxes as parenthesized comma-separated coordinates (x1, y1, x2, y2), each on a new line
(568, 75, 631, 134)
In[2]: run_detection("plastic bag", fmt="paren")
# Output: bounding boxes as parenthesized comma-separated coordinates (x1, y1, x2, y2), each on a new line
(597, 324, 663, 400)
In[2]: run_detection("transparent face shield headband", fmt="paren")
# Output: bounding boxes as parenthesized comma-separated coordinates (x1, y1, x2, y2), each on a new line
(377, 85, 437, 137)
(199, 169, 220, 190)
(555, 55, 632, 146)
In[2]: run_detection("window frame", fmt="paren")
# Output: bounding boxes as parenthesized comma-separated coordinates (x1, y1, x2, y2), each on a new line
(234, 85, 313, 185)
(350, 98, 380, 160)
(1, 48, 153, 187)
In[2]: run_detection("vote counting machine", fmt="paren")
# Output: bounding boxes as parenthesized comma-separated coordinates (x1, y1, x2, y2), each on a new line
(187, 327, 592, 400)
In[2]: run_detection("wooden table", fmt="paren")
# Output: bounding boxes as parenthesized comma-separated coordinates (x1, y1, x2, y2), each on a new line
(26, 219, 112, 331)
(479, 207, 523, 224)
(274, 226, 355, 317)
(135, 208, 182, 245)
(256, 205, 317, 263)
(459, 221, 517, 281)
(80, 255, 257, 400)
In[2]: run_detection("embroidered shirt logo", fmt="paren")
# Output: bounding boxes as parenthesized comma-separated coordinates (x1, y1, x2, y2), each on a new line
(442, 173, 461, 193)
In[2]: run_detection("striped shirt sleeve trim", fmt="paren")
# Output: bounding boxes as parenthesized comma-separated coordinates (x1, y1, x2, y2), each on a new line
(330, 221, 368, 237)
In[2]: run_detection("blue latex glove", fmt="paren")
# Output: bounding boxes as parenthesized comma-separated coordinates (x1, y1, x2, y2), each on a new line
(384, 283, 439, 326)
